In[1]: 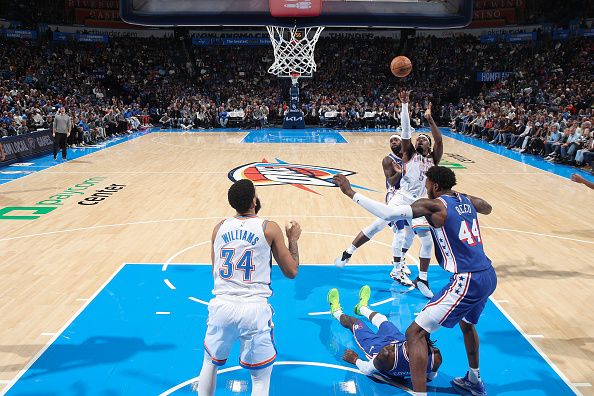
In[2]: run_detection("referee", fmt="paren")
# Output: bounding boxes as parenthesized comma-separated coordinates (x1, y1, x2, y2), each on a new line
(53, 107, 72, 160)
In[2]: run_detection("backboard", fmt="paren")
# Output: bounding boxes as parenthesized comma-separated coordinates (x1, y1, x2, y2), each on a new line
(120, 0, 473, 29)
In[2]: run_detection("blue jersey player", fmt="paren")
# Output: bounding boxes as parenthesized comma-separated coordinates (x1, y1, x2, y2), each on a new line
(333, 166, 496, 396)
(327, 285, 442, 385)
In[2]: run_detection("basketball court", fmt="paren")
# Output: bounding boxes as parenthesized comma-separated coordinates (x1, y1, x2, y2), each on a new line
(0, 128, 592, 395)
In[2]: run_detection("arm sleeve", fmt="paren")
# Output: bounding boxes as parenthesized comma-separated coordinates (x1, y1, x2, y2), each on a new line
(400, 103, 412, 139)
(353, 193, 413, 222)
(355, 358, 378, 376)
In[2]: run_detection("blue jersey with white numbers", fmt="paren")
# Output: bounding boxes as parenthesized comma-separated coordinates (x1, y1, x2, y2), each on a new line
(430, 193, 492, 273)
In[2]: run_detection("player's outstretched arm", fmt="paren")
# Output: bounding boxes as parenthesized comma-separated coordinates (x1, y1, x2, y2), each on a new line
(572, 173, 594, 190)
(333, 174, 446, 226)
(425, 103, 443, 164)
(267, 220, 301, 279)
(465, 194, 493, 215)
(399, 90, 415, 162)
(343, 349, 379, 375)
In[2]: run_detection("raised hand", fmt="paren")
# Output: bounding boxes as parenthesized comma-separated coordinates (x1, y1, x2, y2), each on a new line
(399, 90, 410, 104)
(424, 102, 433, 120)
(285, 220, 302, 241)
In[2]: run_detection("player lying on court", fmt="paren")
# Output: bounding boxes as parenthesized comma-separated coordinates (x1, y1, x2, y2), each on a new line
(333, 167, 496, 396)
(327, 285, 441, 384)
(196, 179, 302, 396)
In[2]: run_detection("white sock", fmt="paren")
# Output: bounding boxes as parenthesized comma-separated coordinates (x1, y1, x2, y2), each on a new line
(468, 367, 481, 384)
(346, 244, 357, 255)
(333, 309, 344, 321)
(197, 352, 218, 396)
(419, 271, 428, 281)
(371, 313, 388, 328)
(392, 258, 403, 271)
(359, 305, 372, 320)
(250, 365, 273, 395)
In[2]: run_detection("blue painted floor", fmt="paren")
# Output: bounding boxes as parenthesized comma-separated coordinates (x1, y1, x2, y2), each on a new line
(5, 264, 575, 395)
(242, 129, 348, 143)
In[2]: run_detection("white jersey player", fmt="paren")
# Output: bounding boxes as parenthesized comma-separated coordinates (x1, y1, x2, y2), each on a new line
(392, 90, 443, 298)
(197, 179, 301, 396)
(334, 135, 416, 283)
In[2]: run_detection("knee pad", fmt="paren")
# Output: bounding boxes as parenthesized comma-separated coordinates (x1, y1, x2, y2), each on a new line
(404, 226, 415, 250)
(418, 230, 433, 259)
(391, 229, 405, 257)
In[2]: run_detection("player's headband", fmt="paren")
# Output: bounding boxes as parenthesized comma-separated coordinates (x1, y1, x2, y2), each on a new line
(389, 134, 402, 141)
(417, 133, 432, 147)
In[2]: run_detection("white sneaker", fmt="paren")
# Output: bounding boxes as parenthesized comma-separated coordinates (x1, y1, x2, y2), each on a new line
(334, 251, 351, 268)
(413, 277, 434, 299)
(390, 269, 413, 286)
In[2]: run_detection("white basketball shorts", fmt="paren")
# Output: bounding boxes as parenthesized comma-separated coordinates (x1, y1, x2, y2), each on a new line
(203, 296, 276, 370)
(389, 193, 431, 232)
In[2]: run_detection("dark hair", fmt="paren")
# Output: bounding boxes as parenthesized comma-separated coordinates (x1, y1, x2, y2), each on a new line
(426, 166, 457, 191)
(228, 179, 255, 213)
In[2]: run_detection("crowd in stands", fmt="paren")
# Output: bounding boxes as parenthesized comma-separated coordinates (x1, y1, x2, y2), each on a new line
(0, 30, 592, 170)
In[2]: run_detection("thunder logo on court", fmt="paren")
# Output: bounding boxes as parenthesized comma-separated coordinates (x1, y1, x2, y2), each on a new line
(228, 157, 375, 195)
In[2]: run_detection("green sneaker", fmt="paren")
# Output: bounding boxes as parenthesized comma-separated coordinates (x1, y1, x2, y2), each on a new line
(327, 288, 342, 316)
(354, 285, 371, 316)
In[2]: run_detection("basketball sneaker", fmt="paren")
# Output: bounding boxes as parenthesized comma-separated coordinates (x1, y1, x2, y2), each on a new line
(327, 288, 342, 316)
(354, 285, 371, 315)
(390, 269, 413, 286)
(334, 251, 351, 268)
(452, 372, 487, 396)
(412, 277, 434, 299)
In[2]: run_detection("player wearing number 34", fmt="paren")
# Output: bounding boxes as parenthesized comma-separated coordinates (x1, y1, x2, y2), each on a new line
(333, 167, 497, 396)
(196, 179, 302, 396)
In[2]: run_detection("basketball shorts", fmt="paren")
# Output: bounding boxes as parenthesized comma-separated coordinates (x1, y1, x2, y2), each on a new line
(203, 296, 276, 369)
(388, 193, 430, 232)
(415, 266, 497, 333)
(352, 319, 405, 359)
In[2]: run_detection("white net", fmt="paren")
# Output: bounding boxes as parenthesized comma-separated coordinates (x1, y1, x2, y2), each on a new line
(266, 26, 325, 79)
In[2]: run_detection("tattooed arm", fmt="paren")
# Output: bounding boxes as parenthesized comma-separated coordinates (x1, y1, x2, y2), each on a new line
(267, 220, 301, 279)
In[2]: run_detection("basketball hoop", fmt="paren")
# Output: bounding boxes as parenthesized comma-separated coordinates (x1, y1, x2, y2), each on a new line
(266, 26, 324, 79)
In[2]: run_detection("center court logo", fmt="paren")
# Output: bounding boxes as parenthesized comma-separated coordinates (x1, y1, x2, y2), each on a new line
(228, 157, 375, 195)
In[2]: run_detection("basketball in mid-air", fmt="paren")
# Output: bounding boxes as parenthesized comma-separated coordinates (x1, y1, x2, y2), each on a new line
(390, 56, 412, 78)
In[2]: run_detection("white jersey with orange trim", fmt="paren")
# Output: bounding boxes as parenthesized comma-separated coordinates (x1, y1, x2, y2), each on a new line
(212, 216, 272, 299)
(397, 153, 435, 201)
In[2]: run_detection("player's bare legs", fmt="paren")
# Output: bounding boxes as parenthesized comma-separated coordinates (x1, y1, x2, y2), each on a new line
(334, 219, 386, 268)
(328, 288, 357, 328)
(328, 286, 388, 330)
(452, 321, 487, 395)
(405, 321, 430, 392)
